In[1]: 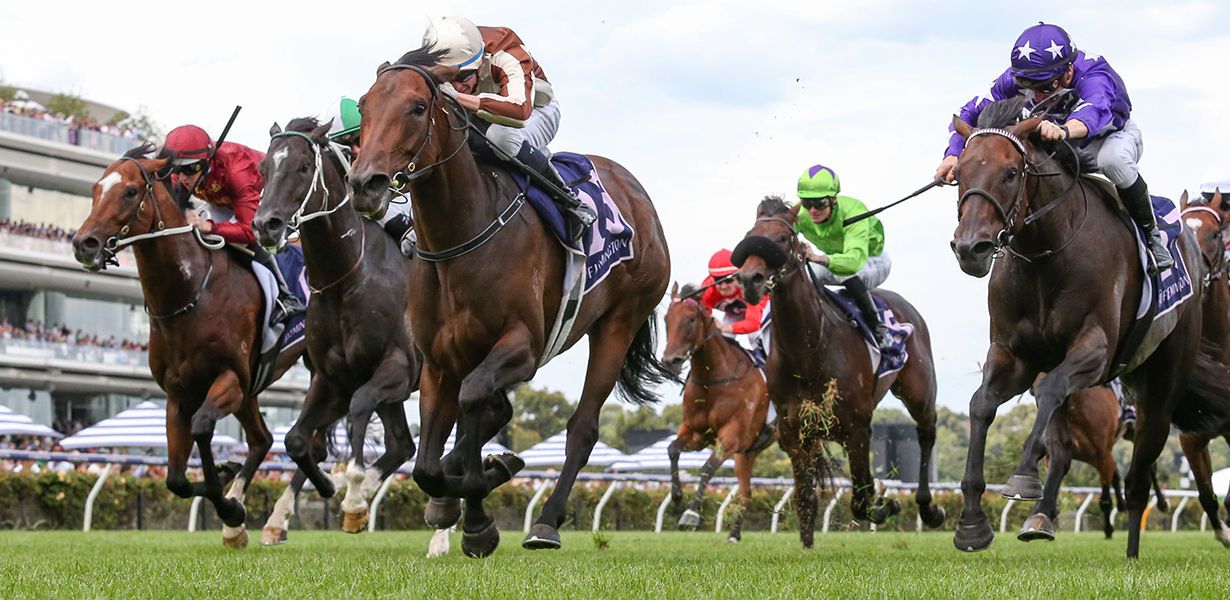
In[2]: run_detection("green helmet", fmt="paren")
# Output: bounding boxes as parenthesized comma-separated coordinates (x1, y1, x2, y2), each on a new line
(323, 97, 360, 140)
(797, 165, 841, 199)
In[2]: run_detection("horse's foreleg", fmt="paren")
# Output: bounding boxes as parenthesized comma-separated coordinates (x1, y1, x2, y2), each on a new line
(1180, 434, 1228, 547)
(285, 381, 347, 498)
(342, 353, 414, 533)
(680, 439, 732, 529)
(261, 469, 305, 546)
(668, 434, 685, 506)
(1010, 332, 1107, 498)
(847, 425, 894, 524)
(221, 396, 272, 547)
(779, 420, 818, 549)
(956, 343, 1033, 552)
(412, 364, 458, 498)
(164, 399, 196, 499)
(1019, 411, 1070, 542)
(1098, 459, 1116, 539)
(728, 451, 756, 543)
(191, 371, 248, 542)
(367, 399, 415, 499)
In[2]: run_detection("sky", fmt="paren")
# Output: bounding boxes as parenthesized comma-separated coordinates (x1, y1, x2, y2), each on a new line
(2, 0, 1228, 417)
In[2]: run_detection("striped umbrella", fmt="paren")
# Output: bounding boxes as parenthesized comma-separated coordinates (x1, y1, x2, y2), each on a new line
(412, 428, 511, 464)
(0, 405, 62, 438)
(518, 430, 627, 467)
(59, 401, 240, 449)
(268, 419, 387, 461)
(608, 434, 734, 472)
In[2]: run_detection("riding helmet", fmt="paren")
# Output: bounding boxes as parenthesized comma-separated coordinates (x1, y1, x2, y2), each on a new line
(797, 165, 841, 199)
(424, 16, 485, 72)
(164, 125, 213, 166)
(1010, 22, 1077, 82)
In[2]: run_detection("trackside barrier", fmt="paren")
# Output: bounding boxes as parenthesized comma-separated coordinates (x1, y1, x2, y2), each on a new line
(714, 484, 739, 533)
(368, 475, 398, 533)
(1073, 493, 1096, 533)
(524, 479, 553, 534)
(0, 450, 1207, 534)
(82, 463, 114, 532)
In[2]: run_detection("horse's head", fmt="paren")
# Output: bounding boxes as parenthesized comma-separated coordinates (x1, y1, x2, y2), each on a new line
(1180, 189, 1228, 279)
(255, 118, 334, 251)
(73, 143, 173, 271)
(349, 45, 457, 218)
(662, 282, 713, 377)
(949, 103, 1044, 277)
(732, 196, 798, 305)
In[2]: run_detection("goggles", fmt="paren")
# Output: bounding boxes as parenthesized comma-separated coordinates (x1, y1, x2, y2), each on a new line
(173, 160, 206, 176)
(800, 196, 834, 210)
(1014, 73, 1063, 93)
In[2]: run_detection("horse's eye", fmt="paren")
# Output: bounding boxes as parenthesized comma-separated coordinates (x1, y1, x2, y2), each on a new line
(777, 235, 790, 245)
(411, 101, 428, 116)
(1005, 167, 1019, 181)
(123, 186, 138, 198)
(299, 162, 311, 173)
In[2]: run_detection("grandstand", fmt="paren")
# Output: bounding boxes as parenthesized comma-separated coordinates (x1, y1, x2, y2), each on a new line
(0, 86, 307, 443)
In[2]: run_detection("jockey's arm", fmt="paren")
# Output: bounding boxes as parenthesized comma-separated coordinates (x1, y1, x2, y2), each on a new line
(1038, 118, 1090, 141)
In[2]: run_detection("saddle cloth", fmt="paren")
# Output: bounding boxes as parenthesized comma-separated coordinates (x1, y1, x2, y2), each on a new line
(821, 287, 914, 378)
(247, 245, 309, 394)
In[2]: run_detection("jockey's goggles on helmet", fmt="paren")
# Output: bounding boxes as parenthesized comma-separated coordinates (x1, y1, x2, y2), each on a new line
(172, 160, 206, 175)
(1014, 74, 1063, 93)
(800, 196, 835, 210)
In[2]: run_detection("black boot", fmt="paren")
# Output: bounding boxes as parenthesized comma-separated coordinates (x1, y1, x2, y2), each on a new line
(515, 143, 596, 245)
(251, 245, 307, 325)
(1120, 175, 1173, 276)
(381, 213, 416, 258)
(845, 276, 891, 351)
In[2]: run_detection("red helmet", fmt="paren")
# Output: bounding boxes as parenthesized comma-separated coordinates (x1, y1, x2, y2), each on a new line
(708, 249, 738, 278)
(164, 125, 213, 165)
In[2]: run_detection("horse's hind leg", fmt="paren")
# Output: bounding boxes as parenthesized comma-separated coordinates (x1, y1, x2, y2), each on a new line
(285, 381, 347, 499)
(894, 365, 944, 528)
(1019, 409, 1070, 542)
(221, 395, 273, 548)
(262, 469, 306, 546)
(1180, 433, 1229, 547)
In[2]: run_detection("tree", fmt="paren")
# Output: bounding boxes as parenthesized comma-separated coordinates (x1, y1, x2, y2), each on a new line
(107, 106, 162, 142)
(47, 93, 89, 121)
(509, 384, 574, 451)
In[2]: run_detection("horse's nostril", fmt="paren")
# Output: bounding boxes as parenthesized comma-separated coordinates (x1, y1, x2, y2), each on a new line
(972, 241, 995, 257)
(266, 218, 284, 233)
(751, 273, 765, 285)
(81, 237, 100, 251)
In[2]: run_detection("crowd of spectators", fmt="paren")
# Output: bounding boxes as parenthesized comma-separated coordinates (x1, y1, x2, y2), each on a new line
(2, 93, 145, 143)
(0, 218, 75, 243)
(0, 318, 148, 351)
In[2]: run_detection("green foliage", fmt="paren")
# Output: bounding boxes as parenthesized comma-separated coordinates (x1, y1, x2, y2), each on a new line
(108, 106, 162, 143)
(509, 384, 575, 451)
(46, 92, 89, 120)
(0, 86, 14, 103)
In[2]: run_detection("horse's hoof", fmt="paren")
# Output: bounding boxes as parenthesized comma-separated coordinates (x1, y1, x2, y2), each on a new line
(484, 452, 525, 485)
(1001, 474, 1044, 501)
(461, 521, 500, 559)
(523, 523, 562, 550)
(869, 498, 902, 525)
(425, 497, 462, 529)
(1216, 522, 1230, 548)
(677, 509, 702, 529)
(1156, 499, 1170, 513)
(1017, 514, 1055, 542)
(725, 534, 741, 544)
(922, 505, 947, 529)
(426, 529, 451, 558)
(342, 508, 369, 534)
(223, 526, 249, 549)
(953, 518, 995, 552)
(1103, 528, 1114, 540)
(260, 527, 288, 546)
(219, 501, 247, 529)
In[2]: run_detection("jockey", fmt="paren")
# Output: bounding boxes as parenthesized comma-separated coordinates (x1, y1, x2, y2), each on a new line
(934, 22, 1172, 275)
(424, 16, 596, 245)
(700, 249, 769, 355)
(793, 167, 893, 350)
(164, 124, 307, 325)
(321, 96, 415, 256)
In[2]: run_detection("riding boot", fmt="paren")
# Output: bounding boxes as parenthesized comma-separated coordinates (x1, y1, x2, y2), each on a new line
(250, 245, 307, 325)
(381, 212, 416, 258)
(1120, 175, 1173, 276)
(844, 276, 892, 351)
(515, 142, 596, 246)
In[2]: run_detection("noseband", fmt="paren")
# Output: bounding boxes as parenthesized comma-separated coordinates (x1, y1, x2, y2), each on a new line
(751, 216, 808, 290)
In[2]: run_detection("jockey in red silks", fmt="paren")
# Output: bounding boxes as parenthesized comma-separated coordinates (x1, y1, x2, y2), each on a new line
(164, 124, 307, 325)
(700, 249, 770, 358)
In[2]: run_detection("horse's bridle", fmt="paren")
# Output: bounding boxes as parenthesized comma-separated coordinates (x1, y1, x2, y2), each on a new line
(673, 298, 752, 387)
(267, 131, 353, 240)
(751, 216, 809, 291)
(375, 63, 472, 190)
(1180, 205, 1226, 288)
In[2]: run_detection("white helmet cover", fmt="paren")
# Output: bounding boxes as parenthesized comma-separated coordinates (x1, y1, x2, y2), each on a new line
(423, 16, 485, 72)
(1200, 166, 1230, 196)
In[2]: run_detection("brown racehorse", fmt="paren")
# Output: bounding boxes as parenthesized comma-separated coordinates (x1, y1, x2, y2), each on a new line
(948, 96, 1230, 558)
(1175, 190, 1230, 547)
(347, 46, 672, 557)
(661, 283, 776, 542)
(732, 197, 946, 549)
(72, 144, 303, 548)
(251, 118, 420, 544)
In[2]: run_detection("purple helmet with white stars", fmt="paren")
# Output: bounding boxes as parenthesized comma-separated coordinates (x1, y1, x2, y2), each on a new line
(1010, 22, 1076, 82)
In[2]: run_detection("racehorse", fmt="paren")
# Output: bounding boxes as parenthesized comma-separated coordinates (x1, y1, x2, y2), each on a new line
(72, 144, 303, 548)
(346, 46, 672, 557)
(948, 96, 1230, 558)
(251, 118, 420, 544)
(732, 197, 946, 549)
(661, 283, 775, 541)
(1175, 189, 1230, 547)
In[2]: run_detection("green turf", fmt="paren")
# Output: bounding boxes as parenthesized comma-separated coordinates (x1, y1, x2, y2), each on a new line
(0, 529, 1226, 599)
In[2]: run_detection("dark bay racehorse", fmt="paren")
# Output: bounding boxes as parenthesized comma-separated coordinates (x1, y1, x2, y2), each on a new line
(72, 145, 303, 548)
(662, 283, 775, 541)
(347, 47, 672, 557)
(948, 97, 1230, 558)
(251, 118, 420, 544)
(733, 197, 946, 549)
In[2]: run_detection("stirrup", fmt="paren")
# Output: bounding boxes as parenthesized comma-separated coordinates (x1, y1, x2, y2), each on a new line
(272, 296, 306, 325)
(1147, 243, 1173, 275)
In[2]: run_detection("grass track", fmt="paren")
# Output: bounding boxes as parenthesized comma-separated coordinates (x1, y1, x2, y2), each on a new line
(0, 530, 1226, 599)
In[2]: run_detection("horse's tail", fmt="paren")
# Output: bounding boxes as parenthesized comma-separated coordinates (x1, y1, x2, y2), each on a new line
(1171, 352, 1230, 436)
(615, 309, 678, 405)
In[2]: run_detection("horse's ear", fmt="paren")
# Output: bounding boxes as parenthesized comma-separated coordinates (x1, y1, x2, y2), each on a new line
(269, 122, 282, 137)
(1011, 116, 1044, 138)
(670, 281, 679, 299)
(310, 121, 333, 144)
(377, 61, 391, 76)
(952, 115, 975, 140)
(1180, 190, 1189, 211)
(1212, 190, 1224, 211)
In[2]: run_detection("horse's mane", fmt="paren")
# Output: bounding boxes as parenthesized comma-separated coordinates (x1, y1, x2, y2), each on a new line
(976, 96, 1096, 177)
(286, 117, 321, 133)
(679, 283, 699, 298)
(124, 142, 157, 160)
(395, 43, 450, 68)
(756, 194, 792, 218)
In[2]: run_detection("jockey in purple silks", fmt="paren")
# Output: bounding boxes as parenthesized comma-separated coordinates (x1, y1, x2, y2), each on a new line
(935, 22, 1173, 275)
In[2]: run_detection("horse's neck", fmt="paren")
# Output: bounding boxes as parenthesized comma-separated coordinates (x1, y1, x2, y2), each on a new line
(1011, 168, 1087, 252)
(690, 320, 744, 375)
(408, 139, 502, 256)
(1204, 277, 1230, 358)
(767, 265, 829, 359)
(131, 205, 212, 317)
(299, 160, 366, 286)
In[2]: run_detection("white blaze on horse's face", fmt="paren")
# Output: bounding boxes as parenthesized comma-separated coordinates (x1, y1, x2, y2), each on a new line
(272, 147, 289, 170)
(1187, 218, 1205, 232)
(97, 172, 123, 199)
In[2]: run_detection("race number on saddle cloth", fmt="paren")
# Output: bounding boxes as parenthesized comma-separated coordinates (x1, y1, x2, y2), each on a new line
(502, 152, 635, 363)
(820, 285, 914, 379)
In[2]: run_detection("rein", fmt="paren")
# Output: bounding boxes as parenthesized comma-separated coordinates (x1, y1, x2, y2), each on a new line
(677, 302, 753, 388)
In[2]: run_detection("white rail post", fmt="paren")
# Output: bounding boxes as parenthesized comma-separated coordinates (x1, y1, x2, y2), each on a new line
(187, 496, 205, 532)
(1201, 512, 1209, 532)
(821, 488, 843, 534)
(714, 484, 739, 533)
(82, 464, 114, 532)
(655, 489, 673, 534)
(999, 499, 1016, 533)
(770, 486, 794, 534)
(1171, 496, 1190, 532)
(1109, 506, 1119, 527)
(1073, 492, 1095, 533)
(524, 479, 552, 534)
(367, 475, 398, 533)
(592, 481, 621, 533)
